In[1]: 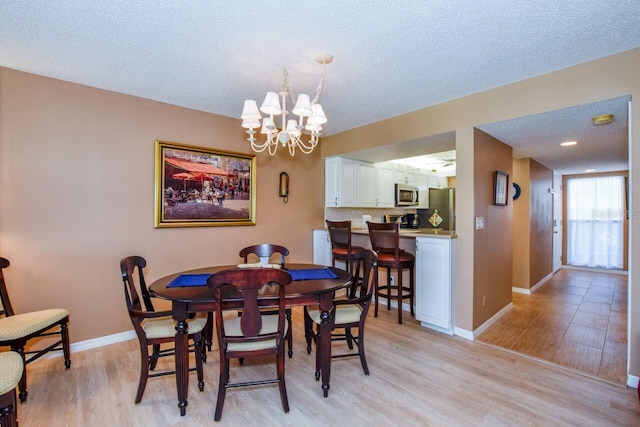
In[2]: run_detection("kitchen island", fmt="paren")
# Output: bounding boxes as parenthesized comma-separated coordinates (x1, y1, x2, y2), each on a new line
(313, 227, 455, 334)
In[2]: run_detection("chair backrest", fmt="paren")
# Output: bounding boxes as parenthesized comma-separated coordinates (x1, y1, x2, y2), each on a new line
(207, 268, 292, 340)
(0, 257, 15, 317)
(119, 255, 155, 313)
(239, 244, 289, 267)
(326, 220, 353, 252)
(348, 249, 378, 301)
(366, 221, 402, 260)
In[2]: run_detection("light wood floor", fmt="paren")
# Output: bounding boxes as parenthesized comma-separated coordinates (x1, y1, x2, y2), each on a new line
(477, 268, 628, 385)
(15, 303, 640, 426)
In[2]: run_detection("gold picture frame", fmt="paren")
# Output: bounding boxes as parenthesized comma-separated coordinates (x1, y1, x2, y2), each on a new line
(154, 140, 256, 227)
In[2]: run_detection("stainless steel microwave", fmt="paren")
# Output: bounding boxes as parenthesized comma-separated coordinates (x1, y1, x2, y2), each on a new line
(395, 183, 419, 206)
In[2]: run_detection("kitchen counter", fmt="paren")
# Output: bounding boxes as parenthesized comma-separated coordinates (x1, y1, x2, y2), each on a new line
(350, 227, 456, 239)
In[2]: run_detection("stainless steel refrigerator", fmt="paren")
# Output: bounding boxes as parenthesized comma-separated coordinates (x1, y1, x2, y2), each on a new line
(417, 188, 455, 231)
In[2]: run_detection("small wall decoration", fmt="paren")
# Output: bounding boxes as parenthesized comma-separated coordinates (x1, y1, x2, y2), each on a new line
(154, 140, 256, 227)
(493, 171, 509, 206)
(512, 182, 521, 201)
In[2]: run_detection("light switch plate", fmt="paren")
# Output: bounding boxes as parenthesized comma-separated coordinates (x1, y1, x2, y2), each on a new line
(475, 216, 485, 230)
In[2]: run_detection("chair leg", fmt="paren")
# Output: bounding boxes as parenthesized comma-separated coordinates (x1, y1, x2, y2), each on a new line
(286, 309, 293, 359)
(12, 346, 27, 403)
(397, 267, 403, 324)
(386, 267, 392, 311)
(61, 320, 71, 369)
(358, 327, 369, 375)
(205, 312, 214, 352)
(373, 267, 379, 317)
(195, 334, 204, 392)
(214, 357, 229, 421)
(304, 307, 314, 354)
(345, 327, 355, 350)
(149, 344, 161, 370)
(277, 348, 289, 413)
(314, 325, 321, 381)
(135, 344, 150, 403)
(0, 388, 18, 427)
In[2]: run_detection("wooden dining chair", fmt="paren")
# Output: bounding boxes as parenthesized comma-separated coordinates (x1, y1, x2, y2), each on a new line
(0, 351, 24, 427)
(119, 256, 206, 404)
(0, 257, 71, 403)
(237, 244, 294, 359)
(207, 268, 292, 421)
(304, 249, 377, 376)
(366, 221, 415, 324)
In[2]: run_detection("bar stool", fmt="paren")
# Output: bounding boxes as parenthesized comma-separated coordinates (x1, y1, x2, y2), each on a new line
(0, 351, 24, 427)
(366, 221, 415, 324)
(326, 220, 365, 293)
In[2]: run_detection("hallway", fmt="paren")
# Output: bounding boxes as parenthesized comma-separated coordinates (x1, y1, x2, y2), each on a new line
(477, 268, 627, 384)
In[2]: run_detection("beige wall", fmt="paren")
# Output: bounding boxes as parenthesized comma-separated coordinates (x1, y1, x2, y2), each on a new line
(0, 68, 325, 342)
(322, 48, 640, 377)
(472, 130, 513, 328)
(512, 159, 530, 289)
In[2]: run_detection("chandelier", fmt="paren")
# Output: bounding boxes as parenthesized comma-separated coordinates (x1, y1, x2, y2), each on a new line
(240, 54, 332, 156)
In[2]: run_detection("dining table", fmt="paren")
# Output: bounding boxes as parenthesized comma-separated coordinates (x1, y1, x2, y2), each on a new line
(149, 263, 351, 416)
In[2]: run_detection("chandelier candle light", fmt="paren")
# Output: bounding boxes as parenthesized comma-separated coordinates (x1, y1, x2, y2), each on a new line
(241, 54, 332, 156)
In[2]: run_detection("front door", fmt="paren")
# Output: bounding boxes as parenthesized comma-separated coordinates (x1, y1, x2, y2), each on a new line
(552, 173, 562, 273)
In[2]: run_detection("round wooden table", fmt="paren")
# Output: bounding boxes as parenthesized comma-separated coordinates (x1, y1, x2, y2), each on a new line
(149, 263, 351, 416)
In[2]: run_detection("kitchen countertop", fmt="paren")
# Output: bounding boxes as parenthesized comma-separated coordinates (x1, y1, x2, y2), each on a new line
(319, 227, 456, 239)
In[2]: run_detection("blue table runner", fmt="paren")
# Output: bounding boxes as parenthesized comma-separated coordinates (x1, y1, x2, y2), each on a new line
(287, 268, 338, 281)
(167, 274, 212, 288)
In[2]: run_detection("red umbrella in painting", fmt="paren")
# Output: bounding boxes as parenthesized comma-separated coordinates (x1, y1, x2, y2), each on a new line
(172, 172, 195, 191)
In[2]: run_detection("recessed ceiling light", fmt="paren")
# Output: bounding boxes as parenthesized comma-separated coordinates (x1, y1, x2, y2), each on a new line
(560, 141, 577, 146)
(592, 114, 614, 125)
(585, 169, 596, 173)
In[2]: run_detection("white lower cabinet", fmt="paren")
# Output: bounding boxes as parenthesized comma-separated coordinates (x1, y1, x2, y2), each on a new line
(415, 237, 454, 334)
(312, 229, 332, 266)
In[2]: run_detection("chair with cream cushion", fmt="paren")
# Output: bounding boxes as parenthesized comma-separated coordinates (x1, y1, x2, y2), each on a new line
(304, 249, 377, 376)
(207, 267, 292, 421)
(0, 257, 70, 403)
(237, 244, 294, 359)
(119, 256, 206, 404)
(0, 351, 24, 427)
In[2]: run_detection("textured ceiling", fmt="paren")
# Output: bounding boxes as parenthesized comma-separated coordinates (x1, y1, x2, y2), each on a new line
(1, 1, 639, 174)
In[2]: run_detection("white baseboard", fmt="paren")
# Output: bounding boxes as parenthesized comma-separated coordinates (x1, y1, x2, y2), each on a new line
(628, 374, 639, 389)
(71, 330, 136, 354)
(471, 302, 514, 339)
(41, 330, 136, 359)
(453, 327, 473, 340)
(512, 273, 553, 295)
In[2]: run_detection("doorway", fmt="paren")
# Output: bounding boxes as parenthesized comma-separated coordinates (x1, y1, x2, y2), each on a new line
(476, 97, 631, 385)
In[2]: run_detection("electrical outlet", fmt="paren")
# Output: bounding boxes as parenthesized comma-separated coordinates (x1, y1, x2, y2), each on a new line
(389, 275, 395, 286)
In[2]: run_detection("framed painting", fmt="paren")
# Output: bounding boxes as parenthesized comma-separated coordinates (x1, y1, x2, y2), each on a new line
(493, 170, 509, 206)
(154, 140, 256, 227)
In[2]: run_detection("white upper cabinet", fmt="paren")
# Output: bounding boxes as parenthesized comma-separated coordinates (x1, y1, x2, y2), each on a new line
(416, 173, 429, 208)
(326, 157, 450, 208)
(428, 175, 448, 189)
(356, 161, 377, 207)
(394, 164, 416, 185)
(325, 157, 357, 207)
(375, 164, 396, 207)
